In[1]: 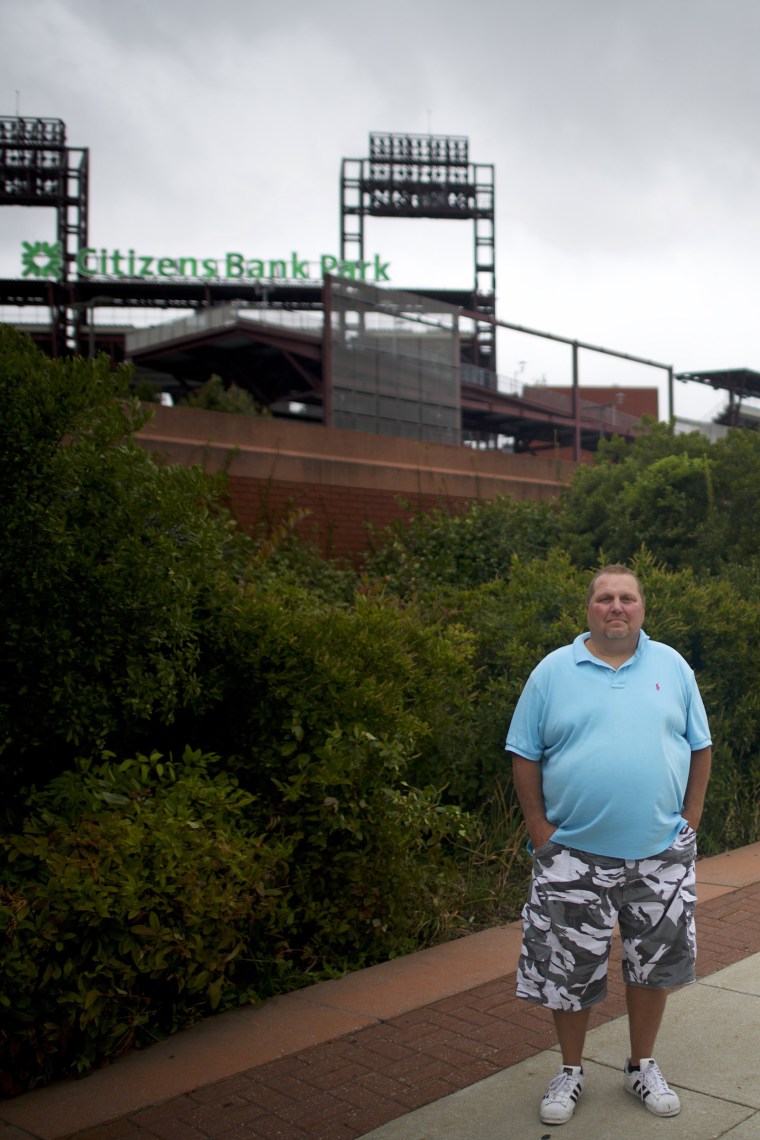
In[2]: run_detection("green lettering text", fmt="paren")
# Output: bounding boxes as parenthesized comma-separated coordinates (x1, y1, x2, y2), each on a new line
(226, 252, 245, 277)
(290, 252, 310, 279)
(373, 254, 391, 282)
(76, 248, 97, 276)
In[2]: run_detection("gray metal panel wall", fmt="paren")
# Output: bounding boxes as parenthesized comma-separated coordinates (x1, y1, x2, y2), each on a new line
(329, 278, 460, 445)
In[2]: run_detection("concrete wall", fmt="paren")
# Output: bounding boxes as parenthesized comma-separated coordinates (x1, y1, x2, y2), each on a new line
(135, 407, 576, 560)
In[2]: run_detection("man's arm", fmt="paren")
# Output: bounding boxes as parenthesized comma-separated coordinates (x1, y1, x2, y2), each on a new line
(511, 753, 557, 850)
(682, 746, 712, 831)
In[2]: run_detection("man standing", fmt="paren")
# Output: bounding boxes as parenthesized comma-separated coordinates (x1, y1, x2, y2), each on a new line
(506, 564, 712, 1126)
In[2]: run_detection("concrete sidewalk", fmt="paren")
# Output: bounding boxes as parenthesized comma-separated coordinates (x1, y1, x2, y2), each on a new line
(363, 952, 760, 1138)
(1, 843, 759, 1139)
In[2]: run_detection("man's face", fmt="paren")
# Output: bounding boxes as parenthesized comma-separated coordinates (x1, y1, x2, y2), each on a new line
(586, 573, 645, 644)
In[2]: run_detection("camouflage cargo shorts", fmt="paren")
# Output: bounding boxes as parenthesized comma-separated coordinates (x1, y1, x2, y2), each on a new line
(516, 827, 697, 1011)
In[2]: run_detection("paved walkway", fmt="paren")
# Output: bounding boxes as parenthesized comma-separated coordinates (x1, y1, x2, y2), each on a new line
(1, 843, 759, 1140)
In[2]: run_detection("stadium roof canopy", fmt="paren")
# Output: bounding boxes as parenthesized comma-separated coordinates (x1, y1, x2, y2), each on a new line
(675, 368, 760, 399)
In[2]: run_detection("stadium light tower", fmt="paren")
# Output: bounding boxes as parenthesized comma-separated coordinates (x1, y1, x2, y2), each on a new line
(340, 133, 496, 369)
(0, 116, 89, 353)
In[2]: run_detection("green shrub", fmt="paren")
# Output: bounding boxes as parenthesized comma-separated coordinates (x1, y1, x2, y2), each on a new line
(382, 550, 587, 806)
(364, 494, 560, 594)
(186, 579, 476, 785)
(266, 724, 475, 971)
(556, 422, 760, 575)
(434, 778, 532, 940)
(182, 374, 269, 416)
(0, 735, 475, 1095)
(179, 581, 479, 963)
(0, 748, 289, 1095)
(247, 513, 359, 605)
(0, 326, 247, 810)
(638, 553, 760, 853)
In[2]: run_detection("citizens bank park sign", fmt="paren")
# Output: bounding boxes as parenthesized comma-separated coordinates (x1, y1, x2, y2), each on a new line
(19, 241, 392, 283)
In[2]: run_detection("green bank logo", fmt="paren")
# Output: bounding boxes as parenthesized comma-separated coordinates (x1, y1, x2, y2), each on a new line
(21, 240, 65, 279)
(20, 242, 391, 283)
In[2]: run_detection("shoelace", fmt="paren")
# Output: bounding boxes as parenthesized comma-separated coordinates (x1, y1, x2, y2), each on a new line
(637, 1061, 670, 1099)
(545, 1071, 581, 1102)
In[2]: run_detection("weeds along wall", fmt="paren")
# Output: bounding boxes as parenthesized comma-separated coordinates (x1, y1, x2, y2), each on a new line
(134, 406, 576, 559)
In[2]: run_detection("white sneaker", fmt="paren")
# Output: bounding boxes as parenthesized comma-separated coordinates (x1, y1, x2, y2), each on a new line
(540, 1065, 585, 1125)
(623, 1057, 681, 1116)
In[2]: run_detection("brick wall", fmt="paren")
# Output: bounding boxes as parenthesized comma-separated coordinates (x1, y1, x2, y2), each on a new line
(135, 407, 576, 561)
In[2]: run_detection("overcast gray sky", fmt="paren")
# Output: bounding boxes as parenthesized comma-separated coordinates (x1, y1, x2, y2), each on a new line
(2, 0, 760, 421)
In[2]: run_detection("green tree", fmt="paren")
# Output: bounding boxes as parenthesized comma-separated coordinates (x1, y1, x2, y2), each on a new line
(557, 423, 720, 570)
(182, 373, 270, 416)
(709, 428, 760, 566)
(617, 452, 718, 568)
(0, 327, 243, 807)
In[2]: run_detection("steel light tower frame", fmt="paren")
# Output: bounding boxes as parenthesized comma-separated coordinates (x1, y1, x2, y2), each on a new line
(0, 116, 89, 353)
(340, 133, 496, 369)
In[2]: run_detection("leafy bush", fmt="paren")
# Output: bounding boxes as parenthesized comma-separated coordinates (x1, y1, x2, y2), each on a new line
(637, 553, 760, 853)
(0, 326, 246, 809)
(364, 494, 560, 594)
(556, 421, 760, 575)
(365, 549, 586, 807)
(0, 748, 289, 1094)
(246, 513, 359, 605)
(178, 581, 479, 960)
(435, 779, 532, 940)
(182, 374, 270, 416)
(0, 735, 475, 1094)
(118, 571, 481, 987)
(265, 724, 475, 971)
(183, 576, 475, 783)
(709, 428, 760, 567)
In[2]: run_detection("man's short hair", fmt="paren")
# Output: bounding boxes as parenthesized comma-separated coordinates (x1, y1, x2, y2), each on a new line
(586, 564, 645, 606)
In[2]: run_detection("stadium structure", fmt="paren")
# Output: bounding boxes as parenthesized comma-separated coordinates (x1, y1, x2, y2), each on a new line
(2, 115, 756, 461)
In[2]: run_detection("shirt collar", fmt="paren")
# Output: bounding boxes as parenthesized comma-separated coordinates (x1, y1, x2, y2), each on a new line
(573, 628, 649, 665)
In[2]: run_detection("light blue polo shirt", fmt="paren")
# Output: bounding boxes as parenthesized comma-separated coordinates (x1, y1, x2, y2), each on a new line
(505, 630, 712, 859)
